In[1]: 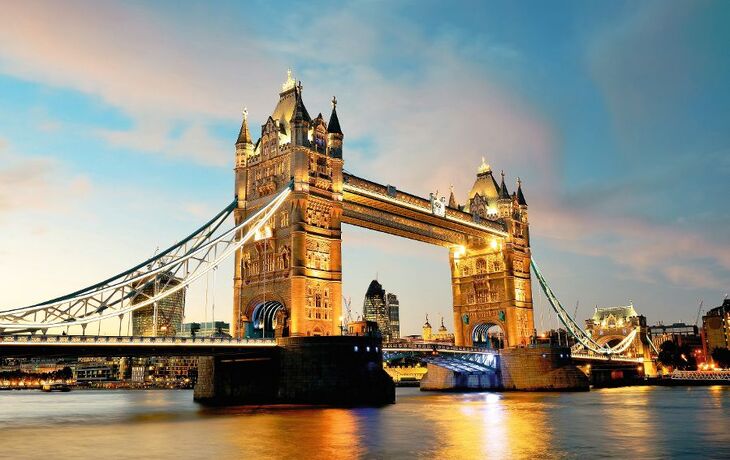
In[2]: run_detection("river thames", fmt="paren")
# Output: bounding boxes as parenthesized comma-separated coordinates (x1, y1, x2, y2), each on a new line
(1, 386, 728, 459)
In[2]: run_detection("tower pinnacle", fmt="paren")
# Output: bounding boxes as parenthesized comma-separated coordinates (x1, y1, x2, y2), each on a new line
(516, 177, 527, 206)
(499, 170, 510, 199)
(236, 106, 252, 145)
(282, 68, 296, 92)
(478, 157, 491, 174)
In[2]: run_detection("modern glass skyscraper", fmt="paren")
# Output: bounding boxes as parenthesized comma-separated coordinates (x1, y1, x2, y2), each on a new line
(363, 279, 400, 341)
(131, 272, 186, 337)
(387, 293, 400, 340)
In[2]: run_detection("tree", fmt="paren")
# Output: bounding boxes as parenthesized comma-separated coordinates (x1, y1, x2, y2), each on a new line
(711, 347, 730, 368)
(658, 340, 697, 370)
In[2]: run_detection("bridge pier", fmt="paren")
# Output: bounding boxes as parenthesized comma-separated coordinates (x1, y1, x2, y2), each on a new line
(417, 347, 588, 392)
(194, 336, 395, 406)
(498, 347, 588, 391)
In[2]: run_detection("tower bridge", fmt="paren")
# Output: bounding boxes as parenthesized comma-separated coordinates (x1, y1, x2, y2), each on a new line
(0, 72, 652, 403)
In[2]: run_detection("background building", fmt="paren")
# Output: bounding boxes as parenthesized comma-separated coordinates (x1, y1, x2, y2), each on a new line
(363, 279, 400, 341)
(180, 321, 231, 337)
(387, 293, 400, 341)
(131, 272, 186, 337)
(702, 298, 730, 359)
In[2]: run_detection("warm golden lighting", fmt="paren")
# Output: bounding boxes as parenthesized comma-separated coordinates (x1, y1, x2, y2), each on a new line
(453, 245, 466, 259)
(254, 225, 273, 241)
(490, 239, 499, 250)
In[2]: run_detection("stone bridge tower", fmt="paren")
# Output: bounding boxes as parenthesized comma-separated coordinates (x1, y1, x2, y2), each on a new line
(232, 72, 344, 338)
(450, 159, 533, 347)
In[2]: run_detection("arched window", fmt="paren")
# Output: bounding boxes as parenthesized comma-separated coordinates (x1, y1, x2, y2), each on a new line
(476, 258, 487, 274)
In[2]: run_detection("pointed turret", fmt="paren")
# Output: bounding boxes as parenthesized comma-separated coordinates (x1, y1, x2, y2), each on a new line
(422, 314, 432, 341)
(236, 108, 253, 146)
(327, 96, 344, 159)
(290, 83, 311, 123)
(516, 177, 527, 206)
(234, 108, 253, 205)
(290, 82, 311, 146)
(327, 97, 342, 134)
(499, 170, 510, 199)
(448, 185, 457, 208)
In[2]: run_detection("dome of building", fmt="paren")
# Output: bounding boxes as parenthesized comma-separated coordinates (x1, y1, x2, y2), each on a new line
(365, 279, 385, 298)
(464, 157, 501, 213)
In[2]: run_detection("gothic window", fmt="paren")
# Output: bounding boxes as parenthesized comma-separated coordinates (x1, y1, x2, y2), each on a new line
(462, 265, 470, 277)
(476, 258, 487, 274)
(314, 136, 325, 151)
(475, 280, 488, 303)
(315, 293, 322, 308)
(281, 247, 290, 270)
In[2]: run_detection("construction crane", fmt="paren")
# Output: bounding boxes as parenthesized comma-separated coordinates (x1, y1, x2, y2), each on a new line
(342, 295, 353, 325)
(694, 299, 704, 327)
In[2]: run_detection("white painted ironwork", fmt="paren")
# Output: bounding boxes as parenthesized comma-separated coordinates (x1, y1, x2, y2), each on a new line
(531, 258, 642, 357)
(0, 184, 292, 333)
(671, 370, 730, 381)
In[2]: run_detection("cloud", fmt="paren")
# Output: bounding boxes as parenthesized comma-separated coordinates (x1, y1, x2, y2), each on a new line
(0, 1, 285, 166)
(97, 118, 230, 166)
(531, 193, 730, 290)
(0, 139, 91, 218)
(1, 1, 727, 315)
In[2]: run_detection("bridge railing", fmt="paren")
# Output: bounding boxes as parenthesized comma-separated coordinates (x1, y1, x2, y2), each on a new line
(0, 335, 277, 346)
(381, 342, 499, 354)
(671, 370, 730, 381)
(571, 352, 644, 363)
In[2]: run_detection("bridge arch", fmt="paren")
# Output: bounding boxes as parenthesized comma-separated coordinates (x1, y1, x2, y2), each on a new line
(471, 322, 506, 349)
(246, 299, 287, 339)
(594, 334, 628, 348)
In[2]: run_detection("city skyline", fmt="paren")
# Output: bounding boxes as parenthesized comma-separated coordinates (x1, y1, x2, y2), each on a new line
(1, 1, 729, 337)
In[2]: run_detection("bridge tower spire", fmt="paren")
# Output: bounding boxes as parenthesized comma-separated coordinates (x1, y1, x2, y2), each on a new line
(232, 72, 344, 339)
(450, 159, 533, 347)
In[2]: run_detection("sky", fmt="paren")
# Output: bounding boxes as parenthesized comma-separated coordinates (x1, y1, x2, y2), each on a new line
(0, 0, 729, 336)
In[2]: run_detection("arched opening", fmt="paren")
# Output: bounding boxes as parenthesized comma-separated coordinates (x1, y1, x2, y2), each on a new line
(472, 322, 505, 349)
(606, 338, 623, 348)
(249, 300, 285, 338)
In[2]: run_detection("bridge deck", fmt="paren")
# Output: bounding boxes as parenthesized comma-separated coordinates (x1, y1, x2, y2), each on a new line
(0, 335, 276, 358)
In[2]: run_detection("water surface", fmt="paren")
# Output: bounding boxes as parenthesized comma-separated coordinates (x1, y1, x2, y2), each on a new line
(0, 386, 728, 459)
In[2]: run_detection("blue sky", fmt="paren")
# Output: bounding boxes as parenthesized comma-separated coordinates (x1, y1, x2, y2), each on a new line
(0, 0, 728, 335)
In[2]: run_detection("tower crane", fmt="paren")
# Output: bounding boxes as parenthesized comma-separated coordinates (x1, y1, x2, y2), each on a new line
(694, 299, 704, 327)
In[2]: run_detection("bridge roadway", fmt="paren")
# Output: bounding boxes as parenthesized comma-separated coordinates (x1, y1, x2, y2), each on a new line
(0, 335, 277, 358)
(570, 352, 644, 364)
(0, 335, 500, 359)
(0, 334, 637, 368)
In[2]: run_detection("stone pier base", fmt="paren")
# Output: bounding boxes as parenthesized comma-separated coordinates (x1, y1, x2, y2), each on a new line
(499, 347, 589, 391)
(194, 336, 395, 406)
(420, 363, 499, 391)
(418, 347, 589, 392)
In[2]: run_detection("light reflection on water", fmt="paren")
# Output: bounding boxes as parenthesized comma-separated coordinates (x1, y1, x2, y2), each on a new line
(0, 386, 728, 459)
